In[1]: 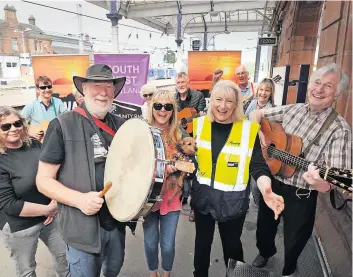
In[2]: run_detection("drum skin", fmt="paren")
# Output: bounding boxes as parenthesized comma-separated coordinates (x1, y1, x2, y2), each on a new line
(104, 118, 156, 222)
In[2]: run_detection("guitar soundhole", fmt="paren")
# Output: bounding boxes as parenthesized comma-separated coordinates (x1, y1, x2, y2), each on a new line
(266, 143, 276, 159)
(180, 118, 187, 127)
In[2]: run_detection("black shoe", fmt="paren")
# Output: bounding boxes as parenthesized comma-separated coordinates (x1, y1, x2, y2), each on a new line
(252, 254, 269, 268)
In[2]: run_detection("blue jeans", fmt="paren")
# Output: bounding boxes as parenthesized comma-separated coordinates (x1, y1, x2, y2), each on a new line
(143, 210, 180, 273)
(66, 227, 125, 277)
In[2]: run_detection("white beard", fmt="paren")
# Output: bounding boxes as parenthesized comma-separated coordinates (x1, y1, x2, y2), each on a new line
(84, 97, 112, 119)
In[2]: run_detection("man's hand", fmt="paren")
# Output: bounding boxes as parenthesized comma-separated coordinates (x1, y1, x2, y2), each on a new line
(212, 69, 223, 83)
(45, 200, 58, 217)
(77, 192, 104, 215)
(261, 185, 284, 220)
(302, 164, 332, 192)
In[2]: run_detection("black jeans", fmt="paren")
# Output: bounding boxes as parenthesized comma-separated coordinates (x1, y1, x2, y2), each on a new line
(193, 208, 246, 277)
(256, 180, 318, 276)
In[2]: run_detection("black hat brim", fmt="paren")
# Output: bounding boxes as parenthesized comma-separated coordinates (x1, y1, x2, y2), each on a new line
(73, 76, 126, 98)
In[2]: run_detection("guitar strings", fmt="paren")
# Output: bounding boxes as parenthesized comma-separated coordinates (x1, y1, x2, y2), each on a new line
(267, 146, 351, 190)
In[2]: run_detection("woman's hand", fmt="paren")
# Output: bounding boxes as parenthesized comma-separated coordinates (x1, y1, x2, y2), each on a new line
(166, 165, 178, 174)
(45, 200, 58, 217)
(261, 185, 284, 220)
(258, 131, 268, 149)
(44, 216, 55, 226)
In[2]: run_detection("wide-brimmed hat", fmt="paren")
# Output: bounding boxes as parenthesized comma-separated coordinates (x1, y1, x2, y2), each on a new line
(73, 64, 126, 98)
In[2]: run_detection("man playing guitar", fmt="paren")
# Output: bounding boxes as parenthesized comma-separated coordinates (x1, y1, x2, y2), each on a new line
(175, 72, 206, 209)
(249, 63, 352, 277)
(175, 72, 206, 134)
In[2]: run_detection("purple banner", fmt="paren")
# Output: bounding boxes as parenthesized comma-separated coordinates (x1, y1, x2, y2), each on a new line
(94, 54, 149, 119)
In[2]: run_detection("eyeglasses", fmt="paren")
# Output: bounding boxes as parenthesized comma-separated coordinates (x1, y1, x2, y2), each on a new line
(153, 103, 174, 111)
(143, 93, 153, 98)
(0, 120, 23, 132)
(38, 85, 53, 90)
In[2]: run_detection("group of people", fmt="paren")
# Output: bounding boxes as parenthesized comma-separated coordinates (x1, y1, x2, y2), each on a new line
(0, 62, 351, 277)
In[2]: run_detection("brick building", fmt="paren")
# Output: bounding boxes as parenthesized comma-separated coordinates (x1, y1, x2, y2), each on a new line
(0, 4, 93, 55)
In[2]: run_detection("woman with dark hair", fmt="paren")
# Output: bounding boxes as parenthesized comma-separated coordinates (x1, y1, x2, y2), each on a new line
(0, 106, 69, 277)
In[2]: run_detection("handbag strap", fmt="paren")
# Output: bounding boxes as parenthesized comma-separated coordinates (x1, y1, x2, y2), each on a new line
(302, 108, 337, 155)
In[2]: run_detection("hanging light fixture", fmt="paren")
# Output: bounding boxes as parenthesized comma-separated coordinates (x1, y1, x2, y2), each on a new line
(209, 0, 219, 17)
(224, 12, 230, 34)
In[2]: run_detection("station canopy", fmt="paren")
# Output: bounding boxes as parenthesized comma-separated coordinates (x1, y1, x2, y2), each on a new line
(86, 0, 276, 38)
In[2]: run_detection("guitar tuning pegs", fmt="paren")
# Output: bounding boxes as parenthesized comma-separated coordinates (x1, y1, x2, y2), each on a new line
(340, 183, 345, 188)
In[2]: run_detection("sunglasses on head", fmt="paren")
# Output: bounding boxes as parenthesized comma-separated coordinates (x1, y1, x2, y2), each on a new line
(153, 103, 174, 111)
(143, 93, 153, 98)
(0, 120, 23, 132)
(38, 85, 53, 90)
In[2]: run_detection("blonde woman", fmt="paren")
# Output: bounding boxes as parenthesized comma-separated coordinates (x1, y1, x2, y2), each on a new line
(243, 77, 276, 118)
(191, 80, 284, 277)
(0, 106, 69, 277)
(144, 89, 191, 277)
(140, 83, 157, 119)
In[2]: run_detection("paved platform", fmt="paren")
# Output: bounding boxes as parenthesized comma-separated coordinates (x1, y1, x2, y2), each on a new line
(0, 198, 324, 277)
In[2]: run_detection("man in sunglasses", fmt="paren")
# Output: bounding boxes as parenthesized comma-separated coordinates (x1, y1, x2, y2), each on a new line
(22, 75, 67, 140)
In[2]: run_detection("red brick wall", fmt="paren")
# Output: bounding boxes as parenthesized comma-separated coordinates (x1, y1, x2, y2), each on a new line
(274, 1, 322, 103)
(317, 0, 352, 127)
(315, 2, 352, 277)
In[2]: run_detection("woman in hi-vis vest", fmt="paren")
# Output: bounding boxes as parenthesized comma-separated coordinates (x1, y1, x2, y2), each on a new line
(191, 80, 285, 277)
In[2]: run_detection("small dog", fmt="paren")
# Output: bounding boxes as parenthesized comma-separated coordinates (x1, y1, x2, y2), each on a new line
(164, 137, 197, 204)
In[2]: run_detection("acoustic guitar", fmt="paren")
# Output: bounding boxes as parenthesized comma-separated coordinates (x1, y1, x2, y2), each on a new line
(261, 119, 352, 192)
(178, 108, 199, 134)
(29, 120, 50, 143)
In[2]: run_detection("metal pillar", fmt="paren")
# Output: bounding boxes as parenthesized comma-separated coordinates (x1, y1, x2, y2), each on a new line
(202, 15, 207, 50)
(175, 12, 183, 71)
(77, 4, 84, 54)
(107, 0, 122, 53)
(254, 0, 268, 82)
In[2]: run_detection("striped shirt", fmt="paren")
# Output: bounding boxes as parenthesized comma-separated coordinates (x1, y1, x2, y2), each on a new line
(263, 104, 352, 190)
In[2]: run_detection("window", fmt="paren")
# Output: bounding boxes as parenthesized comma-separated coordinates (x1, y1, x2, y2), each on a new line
(6, 63, 17, 68)
(11, 39, 18, 51)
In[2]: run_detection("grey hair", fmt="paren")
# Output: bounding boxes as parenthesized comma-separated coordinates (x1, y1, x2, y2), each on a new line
(0, 106, 31, 154)
(310, 63, 349, 96)
(175, 71, 189, 80)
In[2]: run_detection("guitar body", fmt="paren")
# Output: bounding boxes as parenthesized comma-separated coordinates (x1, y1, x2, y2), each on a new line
(178, 108, 197, 134)
(261, 119, 302, 178)
(29, 120, 50, 143)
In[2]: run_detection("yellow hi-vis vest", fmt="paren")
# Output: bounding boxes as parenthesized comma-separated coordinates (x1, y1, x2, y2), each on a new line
(193, 116, 259, 192)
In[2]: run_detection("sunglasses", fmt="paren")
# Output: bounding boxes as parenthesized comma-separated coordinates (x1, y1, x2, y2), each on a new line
(0, 120, 24, 132)
(153, 103, 174, 111)
(38, 85, 53, 90)
(143, 93, 153, 98)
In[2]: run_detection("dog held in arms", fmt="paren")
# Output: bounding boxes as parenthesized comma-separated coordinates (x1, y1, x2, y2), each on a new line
(164, 137, 197, 204)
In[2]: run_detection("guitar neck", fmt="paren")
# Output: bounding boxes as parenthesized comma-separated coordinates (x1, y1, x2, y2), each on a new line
(267, 146, 309, 171)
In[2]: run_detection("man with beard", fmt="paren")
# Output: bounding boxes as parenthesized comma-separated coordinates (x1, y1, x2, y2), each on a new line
(36, 64, 134, 277)
(22, 76, 67, 139)
(249, 63, 351, 277)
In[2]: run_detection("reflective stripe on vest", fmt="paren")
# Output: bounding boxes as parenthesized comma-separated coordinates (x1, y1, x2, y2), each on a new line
(193, 116, 259, 192)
